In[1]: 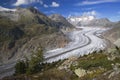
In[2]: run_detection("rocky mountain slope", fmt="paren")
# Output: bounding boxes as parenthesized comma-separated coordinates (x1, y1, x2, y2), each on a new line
(49, 14, 74, 30)
(103, 21, 120, 47)
(0, 7, 60, 27)
(0, 7, 72, 64)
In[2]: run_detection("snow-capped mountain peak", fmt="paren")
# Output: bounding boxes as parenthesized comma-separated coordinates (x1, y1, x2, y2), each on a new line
(68, 15, 112, 27)
(67, 15, 95, 26)
(68, 16, 95, 22)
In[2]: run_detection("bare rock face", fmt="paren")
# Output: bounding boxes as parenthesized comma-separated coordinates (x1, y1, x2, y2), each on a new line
(1, 32, 68, 63)
(49, 14, 75, 30)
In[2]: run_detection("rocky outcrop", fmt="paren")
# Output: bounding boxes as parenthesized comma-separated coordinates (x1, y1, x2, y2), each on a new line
(49, 14, 74, 30)
(74, 68, 87, 78)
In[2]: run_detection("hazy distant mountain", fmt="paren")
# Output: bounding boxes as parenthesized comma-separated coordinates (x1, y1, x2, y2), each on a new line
(49, 14, 74, 29)
(68, 15, 113, 27)
(67, 15, 95, 26)
(79, 18, 112, 27)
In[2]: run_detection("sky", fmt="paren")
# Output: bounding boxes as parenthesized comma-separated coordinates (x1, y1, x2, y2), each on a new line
(0, 0, 120, 22)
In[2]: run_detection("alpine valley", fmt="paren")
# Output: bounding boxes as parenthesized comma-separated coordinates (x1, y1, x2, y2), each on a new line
(0, 6, 120, 80)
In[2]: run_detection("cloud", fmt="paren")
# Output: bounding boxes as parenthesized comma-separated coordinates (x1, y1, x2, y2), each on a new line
(13, 0, 43, 6)
(43, 4, 48, 8)
(83, 10, 98, 16)
(43, 2, 60, 8)
(13, 0, 28, 6)
(34, 6, 38, 9)
(82, 7, 96, 11)
(68, 10, 101, 18)
(76, 0, 119, 6)
(68, 12, 81, 16)
(13, 0, 59, 8)
(51, 2, 60, 7)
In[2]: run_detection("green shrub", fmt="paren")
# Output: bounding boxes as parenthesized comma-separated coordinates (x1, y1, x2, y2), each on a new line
(77, 53, 112, 70)
(26, 48, 44, 74)
(15, 60, 27, 75)
(15, 48, 44, 75)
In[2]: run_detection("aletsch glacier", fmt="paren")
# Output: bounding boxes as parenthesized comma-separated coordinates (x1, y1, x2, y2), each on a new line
(0, 26, 110, 78)
(44, 26, 109, 63)
(0, 6, 114, 78)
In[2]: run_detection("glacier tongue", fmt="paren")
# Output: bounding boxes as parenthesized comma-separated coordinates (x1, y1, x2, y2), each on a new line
(44, 26, 108, 63)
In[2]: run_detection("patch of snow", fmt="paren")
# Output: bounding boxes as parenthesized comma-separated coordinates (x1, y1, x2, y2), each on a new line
(0, 6, 16, 12)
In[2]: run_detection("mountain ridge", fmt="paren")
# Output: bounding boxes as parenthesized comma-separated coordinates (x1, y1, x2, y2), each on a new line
(103, 21, 120, 47)
(49, 14, 74, 30)
(68, 15, 113, 27)
(0, 7, 72, 64)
